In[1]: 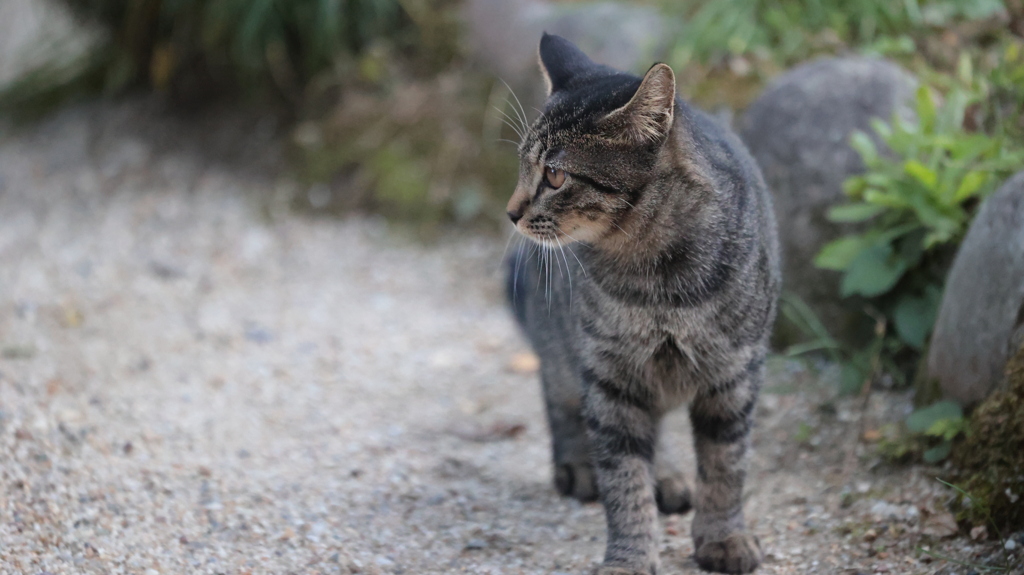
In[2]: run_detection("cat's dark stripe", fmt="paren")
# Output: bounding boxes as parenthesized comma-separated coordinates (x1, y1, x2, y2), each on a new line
(584, 417, 656, 463)
(572, 173, 622, 195)
(582, 367, 657, 411)
(690, 394, 759, 444)
(705, 356, 764, 398)
(505, 34, 780, 575)
(579, 322, 619, 344)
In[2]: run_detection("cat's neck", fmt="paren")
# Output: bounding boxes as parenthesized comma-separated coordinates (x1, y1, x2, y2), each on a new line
(588, 130, 720, 269)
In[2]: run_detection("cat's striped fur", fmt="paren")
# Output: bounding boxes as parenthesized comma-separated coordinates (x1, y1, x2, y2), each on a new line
(505, 34, 780, 574)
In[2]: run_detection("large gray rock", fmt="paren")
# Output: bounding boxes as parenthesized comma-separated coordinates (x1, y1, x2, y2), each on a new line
(927, 172, 1024, 407)
(0, 0, 94, 88)
(464, 0, 671, 107)
(738, 57, 917, 345)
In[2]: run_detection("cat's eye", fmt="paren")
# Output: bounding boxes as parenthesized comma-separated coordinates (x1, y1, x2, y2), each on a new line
(545, 166, 566, 189)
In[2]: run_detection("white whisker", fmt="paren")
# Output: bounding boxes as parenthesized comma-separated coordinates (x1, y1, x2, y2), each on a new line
(500, 79, 530, 134)
(534, 243, 544, 295)
(611, 221, 634, 239)
(566, 243, 588, 277)
(546, 246, 553, 314)
(552, 240, 564, 280)
(555, 226, 584, 243)
(512, 235, 528, 308)
(497, 225, 519, 273)
(555, 235, 572, 313)
(492, 106, 524, 141)
(556, 227, 589, 278)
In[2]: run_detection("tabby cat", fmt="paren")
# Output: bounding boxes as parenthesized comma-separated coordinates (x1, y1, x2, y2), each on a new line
(505, 34, 781, 574)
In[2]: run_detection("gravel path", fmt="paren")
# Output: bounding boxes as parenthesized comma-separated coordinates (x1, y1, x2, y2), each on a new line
(1, 102, 1020, 575)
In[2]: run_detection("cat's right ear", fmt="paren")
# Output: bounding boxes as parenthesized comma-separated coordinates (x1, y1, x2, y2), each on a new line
(597, 63, 676, 145)
(538, 33, 595, 95)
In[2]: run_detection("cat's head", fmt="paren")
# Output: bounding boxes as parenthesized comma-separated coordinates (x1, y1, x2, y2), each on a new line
(506, 33, 677, 247)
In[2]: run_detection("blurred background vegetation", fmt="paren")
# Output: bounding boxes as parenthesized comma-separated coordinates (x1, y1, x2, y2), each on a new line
(2, 0, 1019, 225)
(2, 0, 1023, 462)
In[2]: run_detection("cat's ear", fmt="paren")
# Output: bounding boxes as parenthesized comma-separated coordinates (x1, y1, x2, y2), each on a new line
(599, 63, 676, 144)
(538, 33, 595, 95)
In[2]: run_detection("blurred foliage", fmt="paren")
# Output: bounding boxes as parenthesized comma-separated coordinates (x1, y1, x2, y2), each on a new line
(660, 0, 1005, 65)
(0, 0, 509, 229)
(290, 71, 518, 230)
(814, 70, 1024, 389)
(3, 0, 1024, 237)
(659, 0, 1009, 109)
(0, 0, 454, 112)
(878, 400, 968, 463)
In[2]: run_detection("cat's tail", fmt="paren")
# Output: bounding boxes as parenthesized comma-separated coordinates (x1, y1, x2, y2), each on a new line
(505, 248, 530, 327)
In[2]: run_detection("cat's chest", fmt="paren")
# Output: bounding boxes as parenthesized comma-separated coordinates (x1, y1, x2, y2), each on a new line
(575, 280, 730, 372)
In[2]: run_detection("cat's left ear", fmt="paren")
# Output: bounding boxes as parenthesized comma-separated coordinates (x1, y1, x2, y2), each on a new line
(599, 63, 676, 144)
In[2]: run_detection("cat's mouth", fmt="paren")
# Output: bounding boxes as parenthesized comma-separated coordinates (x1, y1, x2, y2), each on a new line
(518, 213, 609, 247)
(517, 217, 572, 247)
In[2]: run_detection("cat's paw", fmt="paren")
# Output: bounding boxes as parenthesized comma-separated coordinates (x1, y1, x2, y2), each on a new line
(655, 474, 692, 515)
(694, 533, 762, 574)
(554, 462, 599, 502)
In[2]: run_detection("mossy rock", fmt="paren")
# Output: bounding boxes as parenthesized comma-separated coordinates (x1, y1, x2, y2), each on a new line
(949, 341, 1024, 532)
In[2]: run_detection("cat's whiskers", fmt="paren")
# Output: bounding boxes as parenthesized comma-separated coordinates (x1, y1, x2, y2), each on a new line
(546, 245, 553, 313)
(551, 235, 565, 281)
(495, 138, 521, 146)
(497, 225, 521, 273)
(537, 245, 549, 309)
(555, 235, 573, 313)
(500, 79, 530, 135)
(511, 235, 527, 310)
(616, 197, 637, 209)
(534, 242, 544, 294)
(610, 221, 634, 239)
(493, 106, 525, 141)
(556, 226, 589, 278)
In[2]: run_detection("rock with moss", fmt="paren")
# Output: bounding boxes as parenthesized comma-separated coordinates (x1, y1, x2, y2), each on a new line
(927, 172, 1024, 406)
(949, 341, 1024, 532)
(738, 58, 917, 347)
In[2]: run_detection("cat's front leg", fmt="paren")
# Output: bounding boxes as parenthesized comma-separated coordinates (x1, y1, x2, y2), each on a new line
(582, 368, 660, 575)
(687, 356, 764, 574)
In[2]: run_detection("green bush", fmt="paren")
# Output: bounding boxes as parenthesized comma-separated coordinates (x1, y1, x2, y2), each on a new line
(814, 81, 1024, 389)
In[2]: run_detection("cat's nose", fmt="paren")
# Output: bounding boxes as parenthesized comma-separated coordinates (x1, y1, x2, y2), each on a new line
(506, 188, 530, 224)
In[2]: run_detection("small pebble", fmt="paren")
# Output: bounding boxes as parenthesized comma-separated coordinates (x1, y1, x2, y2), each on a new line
(507, 352, 540, 373)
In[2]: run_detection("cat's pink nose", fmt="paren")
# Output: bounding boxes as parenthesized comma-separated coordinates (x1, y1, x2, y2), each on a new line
(507, 210, 523, 224)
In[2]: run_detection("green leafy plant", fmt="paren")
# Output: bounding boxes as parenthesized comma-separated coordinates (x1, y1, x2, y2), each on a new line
(906, 400, 968, 462)
(877, 400, 968, 463)
(814, 84, 1024, 386)
(976, 39, 1024, 142)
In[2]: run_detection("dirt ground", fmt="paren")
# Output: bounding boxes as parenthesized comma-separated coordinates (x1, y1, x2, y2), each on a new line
(1, 102, 1021, 575)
